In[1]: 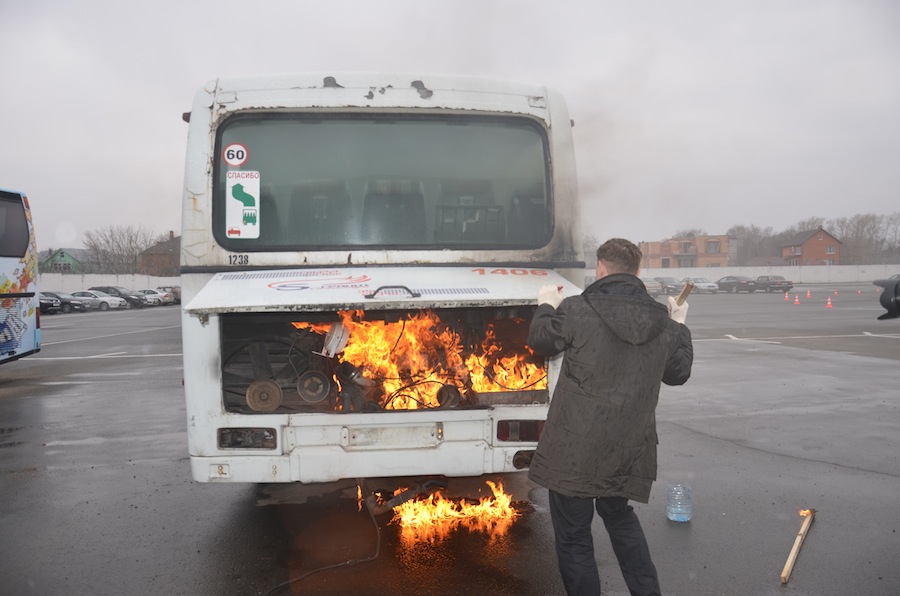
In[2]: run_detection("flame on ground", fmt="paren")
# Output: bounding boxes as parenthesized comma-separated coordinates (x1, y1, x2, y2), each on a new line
(799, 509, 812, 517)
(390, 481, 519, 545)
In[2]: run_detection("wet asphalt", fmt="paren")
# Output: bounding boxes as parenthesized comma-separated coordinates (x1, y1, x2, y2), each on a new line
(0, 283, 898, 595)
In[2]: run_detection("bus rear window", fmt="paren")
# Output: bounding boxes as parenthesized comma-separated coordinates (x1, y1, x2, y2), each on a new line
(0, 192, 29, 258)
(212, 114, 551, 251)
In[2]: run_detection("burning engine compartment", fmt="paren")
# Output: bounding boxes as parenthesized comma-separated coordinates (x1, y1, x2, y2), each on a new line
(220, 306, 548, 414)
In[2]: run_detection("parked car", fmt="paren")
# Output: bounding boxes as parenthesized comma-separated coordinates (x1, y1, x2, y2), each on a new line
(654, 277, 682, 295)
(755, 275, 794, 293)
(42, 291, 91, 313)
(681, 277, 719, 293)
(140, 288, 175, 306)
(141, 293, 162, 306)
(89, 286, 150, 309)
(72, 289, 128, 311)
(641, 278, 662, 297)
(716, 275, 757, 293)
(157, 285, 181, 304)
(38, 293, 62, 314)
(874, 275, 900, 319)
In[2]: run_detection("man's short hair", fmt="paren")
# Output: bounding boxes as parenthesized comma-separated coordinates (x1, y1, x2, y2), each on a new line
(596, 238, 641, 275)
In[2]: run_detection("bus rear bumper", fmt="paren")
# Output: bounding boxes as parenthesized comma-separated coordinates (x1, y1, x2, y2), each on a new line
(190, 442, 535, 484)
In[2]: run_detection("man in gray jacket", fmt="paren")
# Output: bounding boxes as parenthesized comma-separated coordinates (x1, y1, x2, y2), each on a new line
(528, 238, 693, 596)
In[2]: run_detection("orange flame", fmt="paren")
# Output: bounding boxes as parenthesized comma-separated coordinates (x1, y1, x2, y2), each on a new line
(294, 310, 546, 410)
(465, 326, 547, 393)
(799, 509, 812, 517)
(391, 481, 519, 545)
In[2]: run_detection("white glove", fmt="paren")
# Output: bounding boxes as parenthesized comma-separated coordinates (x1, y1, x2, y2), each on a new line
(667, 296, 689, 324)
(538, 284, 564, 309)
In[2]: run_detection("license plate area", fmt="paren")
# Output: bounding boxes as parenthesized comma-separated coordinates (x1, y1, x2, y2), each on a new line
(341, 423, 443, 449)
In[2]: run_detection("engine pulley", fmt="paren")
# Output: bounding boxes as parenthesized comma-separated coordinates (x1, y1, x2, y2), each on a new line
(246, 379, 283, 412)
(296, 370, 331, 403)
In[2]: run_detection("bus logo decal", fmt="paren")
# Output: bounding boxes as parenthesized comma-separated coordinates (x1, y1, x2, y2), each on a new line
(269, 275, 371, 291)
(225, 172, 260, 239)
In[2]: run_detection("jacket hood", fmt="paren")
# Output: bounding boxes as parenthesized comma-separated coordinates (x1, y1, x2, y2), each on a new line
(582, 274, 670, 345)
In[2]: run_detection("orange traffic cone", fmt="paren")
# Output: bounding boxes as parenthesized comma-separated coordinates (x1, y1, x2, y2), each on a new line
(826, 297, 833, 309)
(784, 291, 790, 301)
(794, 294, 800, 305)
(806, 289, 811, 299)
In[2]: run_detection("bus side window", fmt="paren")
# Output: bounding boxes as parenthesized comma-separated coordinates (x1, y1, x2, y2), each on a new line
(434, 179, 504, 243)
(361, 179, 426, 245)
(0, 200, 28, 258)
(506, 182, 549, 245)
(288, 180, 354, 245)
(259, 186, 282, 245)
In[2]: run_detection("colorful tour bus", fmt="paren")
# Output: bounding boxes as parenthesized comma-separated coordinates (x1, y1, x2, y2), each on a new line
(0, 188, 40, 365)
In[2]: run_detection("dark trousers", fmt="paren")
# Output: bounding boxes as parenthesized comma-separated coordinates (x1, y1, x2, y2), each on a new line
(548, 490, 661, 596)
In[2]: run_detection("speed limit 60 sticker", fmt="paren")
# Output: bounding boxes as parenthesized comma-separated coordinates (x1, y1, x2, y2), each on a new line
(222, 143, 249, 167)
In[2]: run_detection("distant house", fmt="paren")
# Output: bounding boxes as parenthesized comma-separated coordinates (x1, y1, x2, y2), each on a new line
(39, 248, 96, 274)
(639, 234, 737, 269)
(139, 231, 180, 276)
(782, 228, 842, 266)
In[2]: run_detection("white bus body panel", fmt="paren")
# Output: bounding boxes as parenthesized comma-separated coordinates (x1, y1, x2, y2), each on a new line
(184, 266, 580, 315)
(181, 73, 582, 273)
(180, 73, 581, 484)
(189, 404, 556, 484)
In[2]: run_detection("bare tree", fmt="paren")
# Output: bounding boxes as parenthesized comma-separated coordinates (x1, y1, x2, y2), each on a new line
(83, 225, 166, 275)
(829, 213, 884, 265)
(672, 228, 707, 238)
(882, 212, 900, 262)
(726, 224, 774, 265)
(792, 216, 826, 233)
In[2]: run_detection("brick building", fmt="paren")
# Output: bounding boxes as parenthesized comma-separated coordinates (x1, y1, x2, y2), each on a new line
(639, 234, 737, 269)
(139, 231, 180, 276)
(782, 228, 841, 266)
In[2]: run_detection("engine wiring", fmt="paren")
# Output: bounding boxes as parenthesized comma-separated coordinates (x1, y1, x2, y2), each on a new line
(225, 319, 548, 414)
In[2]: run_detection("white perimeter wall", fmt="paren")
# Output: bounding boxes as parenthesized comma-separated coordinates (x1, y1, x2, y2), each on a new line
(637, 264, 898, 284)
(36, 264, 900, 294)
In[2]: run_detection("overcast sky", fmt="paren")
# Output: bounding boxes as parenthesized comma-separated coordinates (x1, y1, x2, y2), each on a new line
(3, 0, 898, 250)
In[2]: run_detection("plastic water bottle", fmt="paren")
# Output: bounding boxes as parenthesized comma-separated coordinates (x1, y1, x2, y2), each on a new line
(666, 483, 692, 522)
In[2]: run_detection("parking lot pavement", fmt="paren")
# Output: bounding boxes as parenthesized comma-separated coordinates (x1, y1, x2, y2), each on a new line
(587, 290, 900, 596)
(2, 293, 898, 595)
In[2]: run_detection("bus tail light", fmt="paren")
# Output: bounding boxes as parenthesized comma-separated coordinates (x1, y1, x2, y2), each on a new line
(496, 419, 544, 442)
(218, 428, 277, 449)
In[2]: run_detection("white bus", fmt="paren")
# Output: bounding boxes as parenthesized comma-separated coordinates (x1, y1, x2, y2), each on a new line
(180, 73, 584, 495)
(0, 188, 40, 365)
